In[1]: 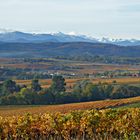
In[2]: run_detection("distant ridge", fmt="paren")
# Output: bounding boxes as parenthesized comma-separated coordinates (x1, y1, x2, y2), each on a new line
(0, 30, 139, 46)
(0, 42, 140, 58)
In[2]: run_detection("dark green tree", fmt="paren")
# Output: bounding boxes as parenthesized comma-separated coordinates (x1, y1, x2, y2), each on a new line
(31, 79, 42, 92)
(51, 75, 66, 93)
(48, 75, 66, 102)
(73, 80, 94, 101)
(2, 80, 19, 95)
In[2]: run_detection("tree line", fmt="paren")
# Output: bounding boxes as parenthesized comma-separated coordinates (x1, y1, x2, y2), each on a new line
(0, 75, 140, 105)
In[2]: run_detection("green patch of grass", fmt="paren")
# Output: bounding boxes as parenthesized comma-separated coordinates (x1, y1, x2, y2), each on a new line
(117, 102, 140, 109)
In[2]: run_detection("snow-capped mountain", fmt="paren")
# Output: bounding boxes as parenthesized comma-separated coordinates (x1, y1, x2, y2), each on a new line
(98, 37, 140, 46)
(0, 31, 98, 43)
(0, 30, 139, 46)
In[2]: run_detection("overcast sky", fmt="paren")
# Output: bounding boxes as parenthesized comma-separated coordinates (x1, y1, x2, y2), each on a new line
(0, 0, 140, 39)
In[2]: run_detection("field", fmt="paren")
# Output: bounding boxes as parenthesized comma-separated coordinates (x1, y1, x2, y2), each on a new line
(0, 58, 140, 75)
(15, 77, 140, 90)
(1, 58, 140, 90)
(0, 59, 140, 139)
(0, 108, 140, 140)
(117, 102, 140, 108)
(0, 96, 140, 117)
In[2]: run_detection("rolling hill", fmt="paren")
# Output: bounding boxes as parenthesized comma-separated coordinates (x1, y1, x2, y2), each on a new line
(0, 42, 140, 58)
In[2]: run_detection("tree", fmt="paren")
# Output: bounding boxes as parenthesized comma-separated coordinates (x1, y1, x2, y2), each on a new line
(110, 85, 140, 99)
(20, 88, 37, 104)
(2, 80, 20, 95)
(51, 75, 66, 93)
(48, 75, 66, 102)
(91, 86, 102, 100)
(98, 84, 114, 99)
(73, 80, 94, 101)
(31, 79, 42, 92)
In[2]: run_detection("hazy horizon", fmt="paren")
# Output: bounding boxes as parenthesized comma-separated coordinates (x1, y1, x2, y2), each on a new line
(0, 0, 140, 39)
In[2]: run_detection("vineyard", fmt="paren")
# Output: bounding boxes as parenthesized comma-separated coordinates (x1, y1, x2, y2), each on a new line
(0, 96, 140, 116)
(0, 108, 140, 140)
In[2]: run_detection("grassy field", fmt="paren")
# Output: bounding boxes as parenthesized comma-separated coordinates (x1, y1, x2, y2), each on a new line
(0, 96, 140, 117)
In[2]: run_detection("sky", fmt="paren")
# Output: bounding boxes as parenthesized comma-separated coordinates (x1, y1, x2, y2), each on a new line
(0, 0, 140, 39)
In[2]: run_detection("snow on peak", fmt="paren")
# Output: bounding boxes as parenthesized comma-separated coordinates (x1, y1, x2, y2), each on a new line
(67, 32, 77, 36)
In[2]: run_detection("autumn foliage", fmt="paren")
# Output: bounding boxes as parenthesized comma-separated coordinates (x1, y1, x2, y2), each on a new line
(0, 108, 140, 140)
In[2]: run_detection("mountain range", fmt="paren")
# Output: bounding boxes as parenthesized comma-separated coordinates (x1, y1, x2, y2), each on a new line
(0, 30, 139, 58)
(0, 31, 139, 46)
(0, 42, 140, 58)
